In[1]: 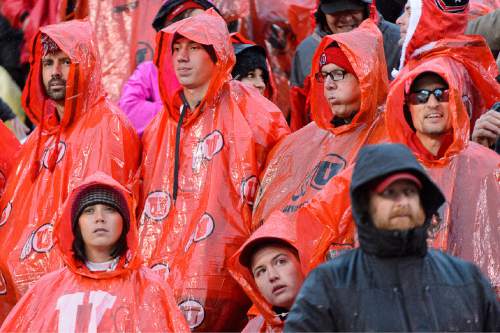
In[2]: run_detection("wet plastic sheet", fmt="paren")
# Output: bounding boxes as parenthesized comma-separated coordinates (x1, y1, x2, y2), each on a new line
(252, 20, 388, 228)
(137, 10, 289, 331)
(0, 123, 19, 197)
(0, 173, 190, 332)
(0, 19, 140, 322)
(87, 0, 136, 102)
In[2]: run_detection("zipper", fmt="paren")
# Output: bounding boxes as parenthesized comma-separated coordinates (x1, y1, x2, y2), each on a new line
(172, 95, 189, 203)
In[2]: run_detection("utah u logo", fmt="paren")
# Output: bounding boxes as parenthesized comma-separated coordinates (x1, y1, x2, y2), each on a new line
(0, 201, 12, 227)
(192, 130, 224, 172)
(41, 141, 66, 169)
(143, 191, 171, 222)
(185, 213, 215, 252)
(20, 223, 54, 260)
(56, 290, 116, 333)
(240, 176, 259, 206)
(434, 0, 468, 13)
(179, 299, 205, 329)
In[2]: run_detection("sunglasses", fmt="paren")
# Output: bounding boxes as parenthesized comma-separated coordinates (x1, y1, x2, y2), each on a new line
(407, 88, 450, 105)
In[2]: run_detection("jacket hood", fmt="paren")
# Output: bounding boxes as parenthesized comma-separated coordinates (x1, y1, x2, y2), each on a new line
(154, 9, 235, 125)
(350, 143, 445, 257)
(230, 32, 277, 102)
(229, 211, 319, 329)
(309, 19, 388, 135)
(54, 172, 140, 279)
(152, 0, 221, 32)
(399, 0, 469, 69)
(22, 19, 104, 130)
(386, 38, 500, 166)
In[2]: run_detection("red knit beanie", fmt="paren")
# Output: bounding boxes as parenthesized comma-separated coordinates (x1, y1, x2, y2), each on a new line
(319, 45, 356, 77)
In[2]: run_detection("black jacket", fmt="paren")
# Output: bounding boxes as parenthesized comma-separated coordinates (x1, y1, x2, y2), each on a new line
(285, 144, 500, 332)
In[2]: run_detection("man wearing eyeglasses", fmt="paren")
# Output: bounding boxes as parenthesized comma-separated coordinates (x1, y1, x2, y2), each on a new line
(384, 57, 500, 296)
(252, 20, 388, 228)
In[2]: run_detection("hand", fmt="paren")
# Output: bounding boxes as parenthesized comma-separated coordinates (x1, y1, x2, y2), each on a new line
(471, 110, 500, 148)
(7, 117, 29, 141)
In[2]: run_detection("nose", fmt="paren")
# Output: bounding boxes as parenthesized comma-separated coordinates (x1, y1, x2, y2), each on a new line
(324, 76, 337, 89)
(254, 77, 266, 90)
(51, 62, 62, 78)
(426, 93, 440, 107)
(267, 266, 280, 282)
(176, 46, 189, 62)
(94, 207, 105, 222)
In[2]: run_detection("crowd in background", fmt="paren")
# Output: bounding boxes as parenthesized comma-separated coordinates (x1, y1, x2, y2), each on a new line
(0, 0, 499, 331)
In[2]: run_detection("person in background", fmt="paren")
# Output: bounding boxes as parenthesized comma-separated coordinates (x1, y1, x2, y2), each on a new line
(285, 143, 500, 332)
(229, 211, 319, 332)
(119, 0, 220, 136)
(290, 0, 400, 89)
(0, 173, 190, 332)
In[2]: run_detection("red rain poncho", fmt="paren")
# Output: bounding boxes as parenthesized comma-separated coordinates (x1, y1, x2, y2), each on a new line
(252, 20, 388, 228)
(385, 42, 500, 294)
(299, 38, 500, 293)
(0, 123, 19, 197)
(0, 173, 190, 332)
(399, 0, 470, 69)
(229, 211, 326, 332)
(137, 10, 289, 331)
(0, 19, 140, 321)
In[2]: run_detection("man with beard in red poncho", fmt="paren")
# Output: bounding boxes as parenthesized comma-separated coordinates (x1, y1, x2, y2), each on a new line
(137, 9, 289, 332)
(0, 19, 140, 321)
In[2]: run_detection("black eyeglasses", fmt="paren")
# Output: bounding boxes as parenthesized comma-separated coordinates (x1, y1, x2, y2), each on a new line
(314, 69, 347, 83)
(407, 88, 450, 105)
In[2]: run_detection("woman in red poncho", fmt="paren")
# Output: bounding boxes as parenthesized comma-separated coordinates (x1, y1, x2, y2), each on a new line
(0, 172, 189, 332)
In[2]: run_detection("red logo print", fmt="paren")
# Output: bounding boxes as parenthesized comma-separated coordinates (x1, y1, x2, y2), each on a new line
(20, 223, 54, 260)
(151, 262, 170, 281)
(184, 213, 215, 252)
(41, 141, 66, 169)
(241, 176, 259, 205)
(143, 191, 171, 222)
(179, 300, 205, 329)
(192, 130, 224, 172)
(0, 201, 12, 227)
(0, 270, 7, 295)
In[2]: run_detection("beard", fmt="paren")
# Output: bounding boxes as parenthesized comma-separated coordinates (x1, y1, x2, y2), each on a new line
(45, 78, 66, 101)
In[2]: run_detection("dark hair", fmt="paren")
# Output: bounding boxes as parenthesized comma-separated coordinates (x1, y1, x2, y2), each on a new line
(314, 2, 369, 33)
(172, 33, 218, 63)
(71, 188, 130, 263)
(41, 33, 61, 56)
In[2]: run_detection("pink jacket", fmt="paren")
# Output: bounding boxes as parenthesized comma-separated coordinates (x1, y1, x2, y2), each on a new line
(118, 61, 163, 136)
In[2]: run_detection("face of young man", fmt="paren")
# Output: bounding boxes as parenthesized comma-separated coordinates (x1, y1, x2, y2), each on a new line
(240, 68, 266, 95)
(396, 2, 411, 46)
(325, 10, 364, 34)
(408, 74, 451, 138)
(250, 244, 304, 310)
(369, 179, 426, 230)
(322, 63, 361, 120)
(42, 50, 71, 102)
(78, 203, 123, 261)
(172, 37, 216, 91)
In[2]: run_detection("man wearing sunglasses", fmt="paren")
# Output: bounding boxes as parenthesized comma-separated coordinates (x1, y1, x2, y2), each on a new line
(404, 72, 452, 159)
(384, 58, 500, 297)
